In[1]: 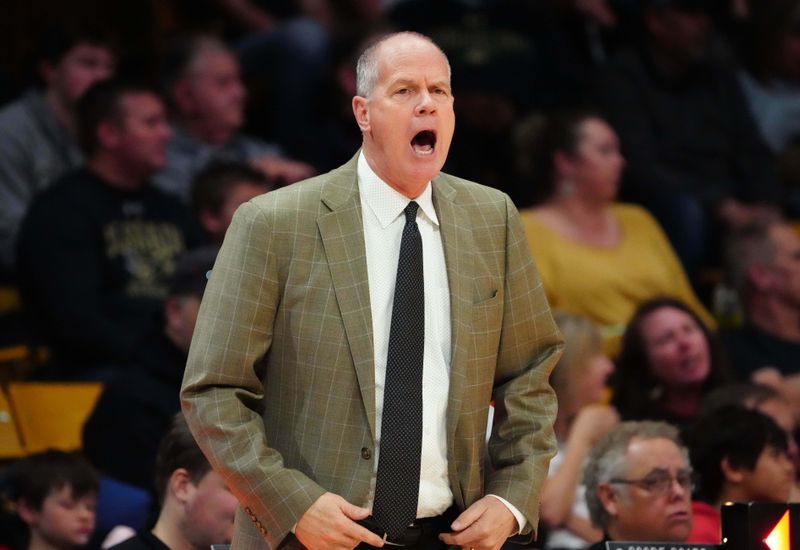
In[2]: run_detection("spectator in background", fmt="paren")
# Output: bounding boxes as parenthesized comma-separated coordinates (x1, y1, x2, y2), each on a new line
(540, 312, 618, 550)
(737, 0, 800, 156)
(153, 34, 314, 203)
(107, 413, 238, 550)
(519, 111, 714, 355)
(583, 421, 693, 549)
(83, 247, 217, 492)
(16, 79, 205, 381)
(699, 383, 800, 495)
(683, 406, 794, 543)
(216, 0, 332, 164)
(8, 450, 99, 550)
(190, 161, 272, 246)
(591, 0, 783, 281)
(613, 298, 731, 427)
(723, 222, 800, 382)
(0, 22, 115, 274)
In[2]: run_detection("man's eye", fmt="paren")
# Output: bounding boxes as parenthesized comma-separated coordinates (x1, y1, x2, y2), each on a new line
(643, 474, 668, 488)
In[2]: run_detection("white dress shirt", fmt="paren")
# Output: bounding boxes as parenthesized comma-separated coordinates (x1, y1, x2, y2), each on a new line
(357, 153, 525, 531)
(358, 153, 452, 517)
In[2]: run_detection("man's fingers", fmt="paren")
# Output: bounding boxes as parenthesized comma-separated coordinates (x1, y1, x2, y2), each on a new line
(450, 500, 486, 532)
(351, 523, 385, 547)
(340, 501, 371, 521)
(440, 497, 516, 550)
(338, 502, 383, 547)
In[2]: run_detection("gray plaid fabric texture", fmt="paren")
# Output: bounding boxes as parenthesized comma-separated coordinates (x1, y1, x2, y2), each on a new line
(372, 201, 424, 538)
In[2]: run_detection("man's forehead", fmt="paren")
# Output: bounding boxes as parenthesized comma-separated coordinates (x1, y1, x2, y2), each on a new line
(376, 37, 445, 68)
(118, 91, 163, 116)
(68, 42, 114, 57)
(189, 48, 237, 78)
(624, 437, 686, 471)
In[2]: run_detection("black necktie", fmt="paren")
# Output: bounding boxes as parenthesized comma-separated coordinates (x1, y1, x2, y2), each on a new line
(372, 201, 425, 539)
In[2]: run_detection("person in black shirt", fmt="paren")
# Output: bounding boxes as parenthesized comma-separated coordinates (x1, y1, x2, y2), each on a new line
(16, 79, 205, 380)
(723, 221, 800, 380)
(591, 0, 783, 280)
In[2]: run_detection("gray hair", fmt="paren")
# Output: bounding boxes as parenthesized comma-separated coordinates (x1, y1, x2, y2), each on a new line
(160, 34, 232, 96)
(355, 31, 451, 98)
(583, 421, 687, 531)
(724, 222, 780, 297)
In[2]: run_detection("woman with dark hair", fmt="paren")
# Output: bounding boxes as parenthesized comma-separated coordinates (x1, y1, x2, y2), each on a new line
(519, 111, 713, 355)
(613, 297, 731, 426)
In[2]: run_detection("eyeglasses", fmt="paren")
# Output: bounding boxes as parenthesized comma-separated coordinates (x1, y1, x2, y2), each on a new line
(609, 469, 695, 495)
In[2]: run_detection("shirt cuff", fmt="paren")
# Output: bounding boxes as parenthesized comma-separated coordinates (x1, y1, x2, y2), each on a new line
(486, 494, 527, 535)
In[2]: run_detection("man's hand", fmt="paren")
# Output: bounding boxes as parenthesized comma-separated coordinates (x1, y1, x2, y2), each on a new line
(251, 156, 316, 187)
(570, 404, 619, 448)
(295, 492, 385, 550)
(439, 496, 517, 550)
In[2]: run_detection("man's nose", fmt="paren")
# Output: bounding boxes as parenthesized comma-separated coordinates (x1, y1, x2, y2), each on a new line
(415, 90, 436, 115)
(669, 477, 689, 499)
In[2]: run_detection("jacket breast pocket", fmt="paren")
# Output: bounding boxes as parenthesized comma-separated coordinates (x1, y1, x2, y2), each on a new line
(471, 290, 503, 357)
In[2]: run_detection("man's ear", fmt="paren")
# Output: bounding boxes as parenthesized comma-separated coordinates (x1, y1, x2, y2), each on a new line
(169, 468, 194, 505)
(596, 483, 619, 517)
(97, 120, 122, 151)
(39, 60, 58, 87)
(352, 96, 369, 132)
(721, 456, 746, 484)
(198, 208, 224, 237)
(748, 263, 774, 292)
(172, 79, 195, 114)
(16, 497, 39, 525)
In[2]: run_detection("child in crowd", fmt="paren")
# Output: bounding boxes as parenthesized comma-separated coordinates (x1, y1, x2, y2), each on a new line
(8, 450, 99, 550)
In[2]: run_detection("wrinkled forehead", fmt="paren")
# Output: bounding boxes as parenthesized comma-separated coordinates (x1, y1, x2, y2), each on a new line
(623, 437, 688, 476)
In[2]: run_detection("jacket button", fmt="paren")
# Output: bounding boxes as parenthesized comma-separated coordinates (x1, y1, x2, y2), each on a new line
(361, 447, 372, 459)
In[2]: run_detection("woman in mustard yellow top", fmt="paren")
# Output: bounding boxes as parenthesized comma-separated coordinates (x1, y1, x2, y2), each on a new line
(519, 112, 714, 354)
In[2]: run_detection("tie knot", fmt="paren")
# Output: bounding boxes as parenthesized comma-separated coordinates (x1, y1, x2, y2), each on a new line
(404, 201, 419, 224)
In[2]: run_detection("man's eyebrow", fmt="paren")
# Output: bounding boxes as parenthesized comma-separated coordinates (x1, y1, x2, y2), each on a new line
(388, 78, 416, 88)
(643, 467, 670, 477)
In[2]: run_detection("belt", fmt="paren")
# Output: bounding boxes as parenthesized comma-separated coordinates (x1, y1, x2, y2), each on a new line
(357, 506, 458, 547)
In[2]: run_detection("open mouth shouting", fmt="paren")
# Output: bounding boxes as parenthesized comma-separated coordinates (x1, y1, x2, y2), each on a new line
(411, 130, 437, 156)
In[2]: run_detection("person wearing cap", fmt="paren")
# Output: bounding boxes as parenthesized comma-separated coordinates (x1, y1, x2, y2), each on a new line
(82, 247, 218, 494)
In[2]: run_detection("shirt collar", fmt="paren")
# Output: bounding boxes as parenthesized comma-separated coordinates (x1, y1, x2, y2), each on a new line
(357, 152, 439, 229)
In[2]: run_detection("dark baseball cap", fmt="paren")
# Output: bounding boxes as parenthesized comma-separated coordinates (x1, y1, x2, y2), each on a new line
(168, 246, 218, 298)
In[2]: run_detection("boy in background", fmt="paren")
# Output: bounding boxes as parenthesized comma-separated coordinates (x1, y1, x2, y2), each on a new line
(9, 450, 99, 550)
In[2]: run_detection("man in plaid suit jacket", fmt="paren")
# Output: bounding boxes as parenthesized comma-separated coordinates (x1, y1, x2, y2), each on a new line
(181, 32, 562, 550)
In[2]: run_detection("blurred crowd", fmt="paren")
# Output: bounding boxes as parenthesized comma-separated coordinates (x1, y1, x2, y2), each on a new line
(2, 0, 800, 549)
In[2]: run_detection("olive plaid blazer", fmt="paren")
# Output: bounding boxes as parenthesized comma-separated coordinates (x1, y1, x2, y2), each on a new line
(181, 154, 562, 550)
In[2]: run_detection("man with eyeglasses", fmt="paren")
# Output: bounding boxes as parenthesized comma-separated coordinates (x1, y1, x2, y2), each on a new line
(583, 421, 694, 549)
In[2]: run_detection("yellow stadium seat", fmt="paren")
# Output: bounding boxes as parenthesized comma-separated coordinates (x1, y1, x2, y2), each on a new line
(7, 382, 103, 454)
(0, 386, 24, 459)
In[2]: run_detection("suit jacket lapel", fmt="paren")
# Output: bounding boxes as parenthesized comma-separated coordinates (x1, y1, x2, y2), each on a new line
(431, 175, 472, 454)
(318, 156, 377, 440)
